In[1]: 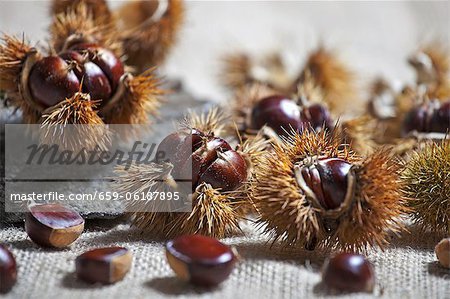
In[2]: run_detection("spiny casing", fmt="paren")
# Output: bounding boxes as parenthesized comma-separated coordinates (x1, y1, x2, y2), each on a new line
(252, 129, 407, 251)
(401, 141, 450, 234)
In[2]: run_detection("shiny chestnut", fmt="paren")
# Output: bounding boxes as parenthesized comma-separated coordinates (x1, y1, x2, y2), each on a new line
(298, 158, 352, 210)
(322, 253, 375, 293)
(165, 235, 237, 286)
(157, 129, 248, 192)
(402, 100, 450, 135)
(251, 95, 304, 136)
(27, 43, 124, 109)
(0, 244, 17, 294)
(250, 95, 333, 136)
(25, 203, 84, 248)
(76, 247, 132, 284)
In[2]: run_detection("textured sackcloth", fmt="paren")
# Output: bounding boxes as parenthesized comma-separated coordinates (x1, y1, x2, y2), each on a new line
(0, 219, 449, 299)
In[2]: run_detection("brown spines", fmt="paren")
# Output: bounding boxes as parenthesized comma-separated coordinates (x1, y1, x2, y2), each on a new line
(296, 47, 358, 113)
(221, 52, 291, 93)
(0, 35, 41, 123)
(50, 2, 120, 56)
(117, 0, 185, 71)
(40, 92, 111, 151)
(51, 0, 113, 25)
(252, 130, 407, 252)
(332, 149, 407, 251)
(102, 70, 163, 125)
(253, 130, 357, 248)
(401, 141, 450, 234)
(341, 116, 377, 156)
(115, 109, 264, 239)
(0, 35, 34, 91)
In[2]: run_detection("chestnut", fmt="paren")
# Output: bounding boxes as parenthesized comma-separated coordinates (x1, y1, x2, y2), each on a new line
(0, 244, 17, 294)
(27, 43, 124, 109)
(322, 253, 375, 293)
(402, 100, 450, 135)
(298, 158, 352, 210)
(25, 203, 84, 248)
(157, 129, 248, 191)
(28, 56, 81, 108)
(250, 95, 303, 136)
(250, 95, 333, 136)
(69, 43, 125, 92)
(435, 238, 450, 268)
(75, 247, 132, 284)
(165, 235, 237, 286)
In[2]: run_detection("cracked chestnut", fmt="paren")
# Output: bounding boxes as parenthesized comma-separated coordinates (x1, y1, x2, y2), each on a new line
(166, 235, 237, 286)
(298, 157, 352, 210)
(0, 244, 17, 294)
(27, 42, 124, 109)
(402, 100, 450, 135)
(25, 203, 84, 248)
(157, 129, 248, 191)
(75, 247, 132, 284)
(322, 253, 375, 293)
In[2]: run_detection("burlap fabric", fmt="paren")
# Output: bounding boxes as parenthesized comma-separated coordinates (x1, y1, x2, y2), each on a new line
(0, 219, 449, 299)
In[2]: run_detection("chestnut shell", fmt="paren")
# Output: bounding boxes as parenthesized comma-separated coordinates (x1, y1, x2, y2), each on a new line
(157, 129, 248, 192)
(300, 158, 352, 210)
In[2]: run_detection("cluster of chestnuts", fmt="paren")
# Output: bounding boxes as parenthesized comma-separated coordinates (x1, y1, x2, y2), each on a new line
(250, 95, 333, 137)
(115, 109, 265, 239)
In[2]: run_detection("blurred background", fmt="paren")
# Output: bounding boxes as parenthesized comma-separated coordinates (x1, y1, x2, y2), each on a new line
(0, 0, 448, 102)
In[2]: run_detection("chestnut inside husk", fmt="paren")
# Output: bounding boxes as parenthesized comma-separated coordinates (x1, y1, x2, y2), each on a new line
(250, 95, 333, 137)
(402, 100, 450, 136)
(26, 42, 124, 109)
(295, 156, 354, 212)
(157, 129, 248, 192)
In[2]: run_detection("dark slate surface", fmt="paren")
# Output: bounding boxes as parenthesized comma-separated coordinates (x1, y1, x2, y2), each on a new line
(0, 84, 212, 223)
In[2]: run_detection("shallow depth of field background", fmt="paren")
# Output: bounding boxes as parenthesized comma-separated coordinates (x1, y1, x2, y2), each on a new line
(0, 0, 448, 102)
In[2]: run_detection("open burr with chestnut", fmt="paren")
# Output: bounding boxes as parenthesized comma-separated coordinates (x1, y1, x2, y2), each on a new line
(251, 129, 408, 251)
(115, 108, 266, 238)
(51, 0, 185, 72)
(0, 2, 162, 131)
(222, 47, 359, 114)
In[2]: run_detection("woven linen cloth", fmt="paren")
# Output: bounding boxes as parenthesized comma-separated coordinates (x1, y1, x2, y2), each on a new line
(0, 219, 448, 299)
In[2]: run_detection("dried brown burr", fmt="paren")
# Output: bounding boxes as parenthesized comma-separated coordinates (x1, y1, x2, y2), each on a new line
(0, 2, 162, 130)
(252, 129, 407, 251)
(115, 109, 266, 238)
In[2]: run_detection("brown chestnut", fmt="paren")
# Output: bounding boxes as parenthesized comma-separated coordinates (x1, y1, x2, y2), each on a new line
(75, 247, 132, 284)
(322, 253, 375, 293)
(435, 238, 450, 268)
(250, 95, 303, 136)
(25, 203, 84, 248)
(0, 244, 17, 294)
(165, 235, 237, 286)
(157, 129, 248, 192)
(70, 43, 125, 92)
(402, 100, 450, 135)
(299, 158, 352, 210)
(301, 103, 333, 132)
(28, 56, 81, 108)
